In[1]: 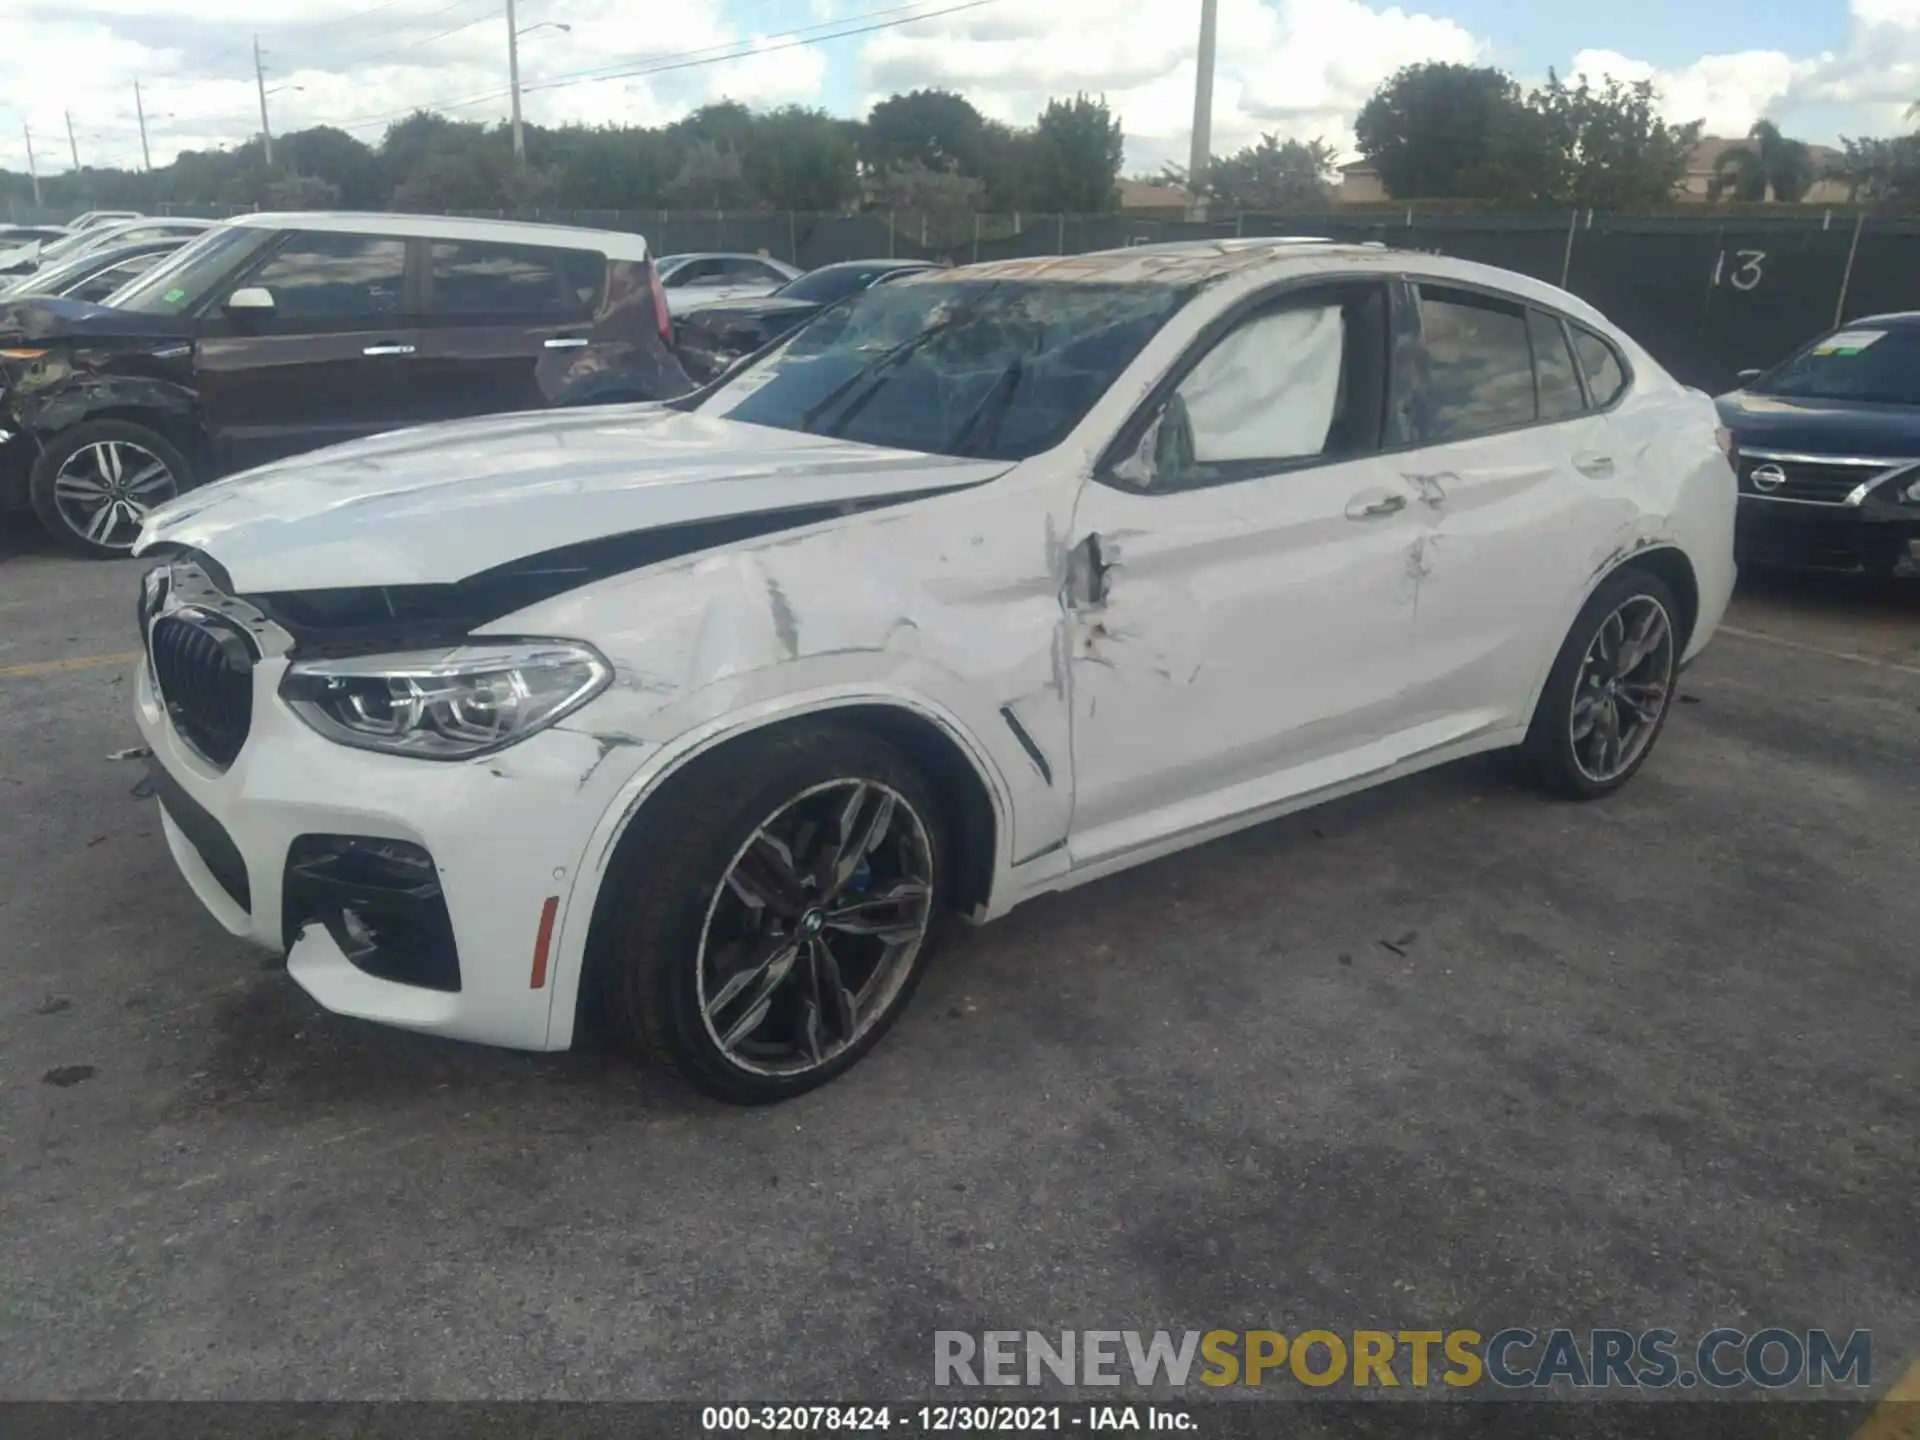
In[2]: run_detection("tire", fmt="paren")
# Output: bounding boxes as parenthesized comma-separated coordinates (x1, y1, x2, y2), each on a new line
(1520, 566, 1684, 800)
(29, 419, 194, 559)
(593, 723, 949, 1105)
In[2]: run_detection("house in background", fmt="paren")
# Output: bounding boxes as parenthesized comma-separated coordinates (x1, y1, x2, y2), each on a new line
(1336, 160, 1386, 203)
(1116, 178, 1194, 215)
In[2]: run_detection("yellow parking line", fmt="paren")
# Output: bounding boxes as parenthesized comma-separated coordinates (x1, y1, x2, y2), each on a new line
(0, 651, 139, 679)
(1718, 625, 1920, 678)
(1855, 1355, 1920, 1440)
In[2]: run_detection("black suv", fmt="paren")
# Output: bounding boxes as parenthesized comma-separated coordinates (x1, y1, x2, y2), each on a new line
(0, 212, 692, 556)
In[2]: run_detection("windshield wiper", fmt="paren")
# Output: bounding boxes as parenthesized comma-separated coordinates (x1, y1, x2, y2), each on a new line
(795, 317, 958, 436)
(949, 361, 1027, 456)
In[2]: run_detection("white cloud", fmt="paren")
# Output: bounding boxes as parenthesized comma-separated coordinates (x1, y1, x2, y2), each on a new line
(0, 0, 822, 175)
(858, 0, 1484, 171)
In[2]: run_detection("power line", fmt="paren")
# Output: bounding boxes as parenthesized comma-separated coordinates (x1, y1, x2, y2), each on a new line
(325, 0, 1001, 134)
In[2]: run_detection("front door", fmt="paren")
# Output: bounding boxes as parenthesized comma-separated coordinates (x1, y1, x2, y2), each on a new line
(194, 229, 425, 474)
(1395, 282, 1640, 736)
(1064, 279, 1432, 868)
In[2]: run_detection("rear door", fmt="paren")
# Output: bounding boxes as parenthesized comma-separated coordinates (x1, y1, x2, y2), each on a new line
(194, 228, 426, 473)
(1395, 280, 1636, 736)
(411, 238, 605, 419)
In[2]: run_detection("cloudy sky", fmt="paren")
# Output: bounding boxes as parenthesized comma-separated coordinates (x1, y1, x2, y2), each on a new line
(1, 0, 1916, 181)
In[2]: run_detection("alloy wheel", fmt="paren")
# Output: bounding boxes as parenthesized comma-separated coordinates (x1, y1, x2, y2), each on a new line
(1568, 594, 1677, 784)
(51, 440, 177, 552)
(697, 778, 935, 1077)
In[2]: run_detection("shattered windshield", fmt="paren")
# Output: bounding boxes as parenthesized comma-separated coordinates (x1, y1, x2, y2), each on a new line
(699, 277, 1192, 461)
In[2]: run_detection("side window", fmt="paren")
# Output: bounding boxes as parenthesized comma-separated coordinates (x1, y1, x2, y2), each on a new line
(675, 259, 725, 287)
(1413, 287, 1537, 442)
(1129, 283, 1387, 491)
(1570, 324, 1627, 407)
(247, 232, 406, 320)
(75, 255, 159, 301)
(1529, 309, 1587, 421)
(429, 241, 585, 317)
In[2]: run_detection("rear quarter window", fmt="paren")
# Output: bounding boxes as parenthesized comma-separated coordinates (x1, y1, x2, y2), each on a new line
(1570, 324, 1628, 407)
(428, 240, 604, 316)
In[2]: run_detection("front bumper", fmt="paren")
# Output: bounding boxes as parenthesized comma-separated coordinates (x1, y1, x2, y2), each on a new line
(1735, 495, 1920, 578)
(135, 654, 658, 1050)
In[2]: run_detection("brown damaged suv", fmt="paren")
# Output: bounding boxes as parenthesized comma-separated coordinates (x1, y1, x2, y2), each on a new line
(0, 211, 693, 556)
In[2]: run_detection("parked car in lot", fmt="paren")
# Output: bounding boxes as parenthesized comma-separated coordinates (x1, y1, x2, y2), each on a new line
(0, 217, 212, 276)
(67, 210, 147, 232)
(0, 237, 188, 305)
(1716, 314, 1920, 580)
(673, 258, 941, 382)
(655, 251, 803, 315)
(130, 242, 1733, 1103)
(1, 211, 690, 555)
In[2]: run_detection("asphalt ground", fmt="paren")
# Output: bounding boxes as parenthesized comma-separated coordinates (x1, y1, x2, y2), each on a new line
(0, 515, 1915, 1418)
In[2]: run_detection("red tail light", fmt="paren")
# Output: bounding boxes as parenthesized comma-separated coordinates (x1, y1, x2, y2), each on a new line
(645, 259, 672, 347)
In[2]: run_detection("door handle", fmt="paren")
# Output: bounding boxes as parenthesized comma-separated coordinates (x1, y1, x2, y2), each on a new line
(1574, 452, 1615, 478)
(1345, 491, 1408, 520)
(544, 336, 590, 349)
(361, 343, 415, 356)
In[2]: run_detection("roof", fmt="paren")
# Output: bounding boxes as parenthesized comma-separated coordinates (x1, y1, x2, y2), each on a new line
(226, 211, 652, 259)
(920, 239, 1378, 287)
(1116, 179, 1192, 209)
(1338, 160, 1377, 175)
(1686, 134, 1845, 172)
(659, 251, 799, 268)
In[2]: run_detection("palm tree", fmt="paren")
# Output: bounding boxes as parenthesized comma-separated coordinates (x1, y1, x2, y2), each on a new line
(1710, 120, 1815, 202)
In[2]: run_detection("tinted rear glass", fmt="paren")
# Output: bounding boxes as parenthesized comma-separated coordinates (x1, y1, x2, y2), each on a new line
(428, 240, 601, 315)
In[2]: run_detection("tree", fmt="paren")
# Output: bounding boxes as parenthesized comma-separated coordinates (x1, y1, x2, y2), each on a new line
(278, 127, 381, 207)
(1709, 119, 1813, 203)
(862, 90, 989, 180)
(664, 137, 749, 209)
(1355, 63, 1558, 202)
(744, 108, 860, 212)
(1201, 134, 1337, 210)
(1829, 133, 1920, 204)
(261, 172, 343, 209)
(1023, 94, 1124, 212)
(1531, 71, 1700, 208)
(875, 158, 986, 212)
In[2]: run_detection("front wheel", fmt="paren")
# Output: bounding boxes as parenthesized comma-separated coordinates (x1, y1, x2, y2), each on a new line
(595, 725, 948, 1104)
(29, 419, 193, 558)
(1521, 567, 1683, 800)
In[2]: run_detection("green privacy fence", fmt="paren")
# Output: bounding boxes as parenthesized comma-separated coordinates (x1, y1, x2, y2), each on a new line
(48, 205, 1920, 393)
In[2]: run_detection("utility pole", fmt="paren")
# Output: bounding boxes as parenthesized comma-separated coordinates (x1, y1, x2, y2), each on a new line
(65, 110, 81, 172)
(1186, 0, 1217, 219)
(505, 0, 526, 165)
(254, 35, 275, 167)
(23, 124, 41, 207)
(135, 79, 153, 171)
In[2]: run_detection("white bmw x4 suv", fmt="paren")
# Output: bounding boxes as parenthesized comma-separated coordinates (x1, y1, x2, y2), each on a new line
(132, 242, 1736, 1104)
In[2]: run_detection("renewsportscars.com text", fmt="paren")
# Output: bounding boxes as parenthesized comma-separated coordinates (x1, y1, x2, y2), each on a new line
(933, 1328, 1873, 1390)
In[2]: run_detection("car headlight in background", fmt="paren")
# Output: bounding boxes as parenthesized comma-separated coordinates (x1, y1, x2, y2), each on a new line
(280, 640, 611, 759)
(1903, 476, 1920, 504)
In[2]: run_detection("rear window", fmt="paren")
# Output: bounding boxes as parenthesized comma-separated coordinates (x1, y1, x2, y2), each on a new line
(1755, 324, 1920, 406)
(427, 241, 603, 316)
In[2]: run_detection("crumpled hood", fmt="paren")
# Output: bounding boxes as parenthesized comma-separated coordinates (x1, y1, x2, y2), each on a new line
(135, 405, 1012, 592)
(0, 295, 196, 343)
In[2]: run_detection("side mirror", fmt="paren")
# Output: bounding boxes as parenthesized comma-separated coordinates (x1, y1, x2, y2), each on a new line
(224, 286, 275, 314)
(1736, 368, 1763, 384)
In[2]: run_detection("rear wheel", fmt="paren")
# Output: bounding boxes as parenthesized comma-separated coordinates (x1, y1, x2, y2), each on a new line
(1521, 567, 1682, 800)
(595, 724, 947, 1104)
(29, 419, 192, 558)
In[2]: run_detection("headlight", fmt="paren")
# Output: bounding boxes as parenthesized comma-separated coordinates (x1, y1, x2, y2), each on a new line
(280, 640, 611, 759)
(1903, 476, 1920, 504)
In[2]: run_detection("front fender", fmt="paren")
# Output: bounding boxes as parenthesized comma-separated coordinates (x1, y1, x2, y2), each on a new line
(536, 679, 1018, 1051)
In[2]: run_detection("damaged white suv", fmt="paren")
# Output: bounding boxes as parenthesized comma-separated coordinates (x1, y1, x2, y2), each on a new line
(132, 242, 1735, 1103)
